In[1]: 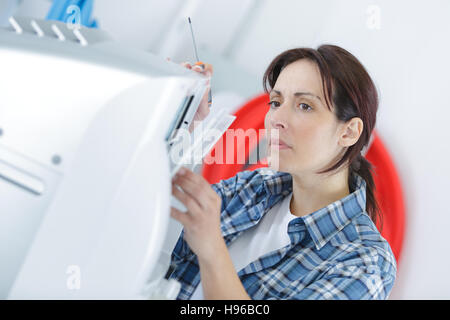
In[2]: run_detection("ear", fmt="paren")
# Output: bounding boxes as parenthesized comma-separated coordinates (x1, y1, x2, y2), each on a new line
(339, 117, 363, 147)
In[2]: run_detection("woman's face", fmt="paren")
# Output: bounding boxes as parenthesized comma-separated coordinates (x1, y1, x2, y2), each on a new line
(264, 59, 347, 175)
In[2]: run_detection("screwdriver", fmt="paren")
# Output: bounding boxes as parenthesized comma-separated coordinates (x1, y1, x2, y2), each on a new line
(188, 17, 212, 107)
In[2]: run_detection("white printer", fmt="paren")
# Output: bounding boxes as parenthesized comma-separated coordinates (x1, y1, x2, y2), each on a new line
(0, 16, 213, 299)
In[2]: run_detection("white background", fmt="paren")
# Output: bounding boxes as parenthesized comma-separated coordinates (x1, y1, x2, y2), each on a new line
(3, 0, 450, 299)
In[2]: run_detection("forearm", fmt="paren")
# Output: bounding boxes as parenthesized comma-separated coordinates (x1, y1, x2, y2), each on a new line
(198, 239, 251, 300)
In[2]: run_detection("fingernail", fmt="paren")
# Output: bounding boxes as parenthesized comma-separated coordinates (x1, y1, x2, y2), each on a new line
(178, 167, 186, 175)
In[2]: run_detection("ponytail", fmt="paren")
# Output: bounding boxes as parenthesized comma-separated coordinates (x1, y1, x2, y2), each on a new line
(350, 153, 383, 230)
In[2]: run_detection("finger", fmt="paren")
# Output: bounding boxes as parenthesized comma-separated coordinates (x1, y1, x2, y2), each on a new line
(192, 66, 208, 77)
(202, 63, 213, 76)
(170, 206, 191, 226)
(192, 65, 203, 72)
(174, 168, 216, 201)
(194, 61, 205, 68)
(194, 95, 210, 121)
(193, 62, 212, 76)
(181, 62, 192, 69)
(192, 66, 212, 78)
(173, 175, 208, 211)
(172, 181, 203, 215)
(176, 167, 210, 189)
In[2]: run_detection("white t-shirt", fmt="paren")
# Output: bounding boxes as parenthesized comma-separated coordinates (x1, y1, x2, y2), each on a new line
(190, 192, 296, 300)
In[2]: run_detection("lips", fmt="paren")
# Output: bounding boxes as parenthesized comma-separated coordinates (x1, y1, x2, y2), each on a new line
(269, 138, 292, 148)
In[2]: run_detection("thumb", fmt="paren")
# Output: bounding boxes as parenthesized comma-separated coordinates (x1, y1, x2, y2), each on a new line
(203, 63, 213, 76)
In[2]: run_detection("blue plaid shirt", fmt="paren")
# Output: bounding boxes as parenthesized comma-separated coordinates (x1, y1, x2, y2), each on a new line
(168, 168, 397, 300)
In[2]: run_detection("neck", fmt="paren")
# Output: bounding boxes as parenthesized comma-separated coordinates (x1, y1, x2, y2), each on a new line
(289, 168, 350, 217)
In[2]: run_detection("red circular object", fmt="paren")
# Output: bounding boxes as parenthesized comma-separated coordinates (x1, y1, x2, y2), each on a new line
(202, 93, 405, 265)
(365, 131, 405, 263)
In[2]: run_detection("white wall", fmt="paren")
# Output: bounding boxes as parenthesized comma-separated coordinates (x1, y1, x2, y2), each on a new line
(6, 0, 450, 299)
(226, 0, 450, 299)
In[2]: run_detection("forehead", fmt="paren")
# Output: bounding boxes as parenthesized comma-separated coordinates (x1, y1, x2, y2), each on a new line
(272, 59, 324, 99)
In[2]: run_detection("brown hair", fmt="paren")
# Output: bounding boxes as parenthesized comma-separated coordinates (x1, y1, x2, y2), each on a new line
(263, 44, 382, 229)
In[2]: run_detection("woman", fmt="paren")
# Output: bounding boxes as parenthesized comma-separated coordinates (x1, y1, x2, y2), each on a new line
(168, 44, 397, 300)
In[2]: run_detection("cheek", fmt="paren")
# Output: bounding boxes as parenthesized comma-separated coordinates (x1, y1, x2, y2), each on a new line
(291, 119, 336, 163)
(292, 120, 323, 150)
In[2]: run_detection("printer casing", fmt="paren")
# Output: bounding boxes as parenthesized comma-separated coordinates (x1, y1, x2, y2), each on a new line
(0, 17, 207, 299)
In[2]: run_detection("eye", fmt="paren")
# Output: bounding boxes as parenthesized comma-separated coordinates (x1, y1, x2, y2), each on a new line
(298, 103, 312, 112)
(268, 101, 280, 108)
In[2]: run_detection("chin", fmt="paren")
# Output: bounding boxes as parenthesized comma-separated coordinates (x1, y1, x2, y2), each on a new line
(267, 159, 291, 173)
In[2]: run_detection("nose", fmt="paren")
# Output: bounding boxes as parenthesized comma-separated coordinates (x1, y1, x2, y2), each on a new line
(269, 103, 289, 130)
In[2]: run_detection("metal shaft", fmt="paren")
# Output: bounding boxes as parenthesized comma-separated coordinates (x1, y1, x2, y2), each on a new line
(188, 17, 200, 62)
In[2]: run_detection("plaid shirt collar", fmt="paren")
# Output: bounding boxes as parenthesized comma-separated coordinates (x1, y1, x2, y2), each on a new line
(255, 168, 367, 250)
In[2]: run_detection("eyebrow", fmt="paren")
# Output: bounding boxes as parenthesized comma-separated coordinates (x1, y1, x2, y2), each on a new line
(270, 89, 322, 102)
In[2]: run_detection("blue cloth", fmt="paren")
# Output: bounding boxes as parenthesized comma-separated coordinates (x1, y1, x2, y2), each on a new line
(168, 168, 397, 300)
(46, 0, 97, 28)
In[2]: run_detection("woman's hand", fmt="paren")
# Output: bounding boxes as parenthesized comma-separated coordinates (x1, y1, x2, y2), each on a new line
(167, 58, 213, 132)
(171, 166, 223, 262)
